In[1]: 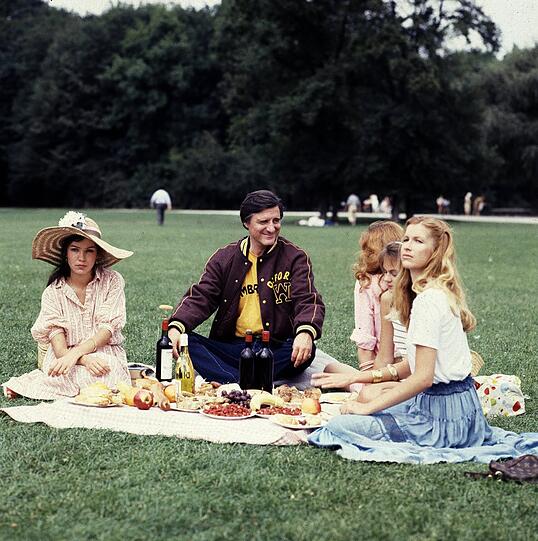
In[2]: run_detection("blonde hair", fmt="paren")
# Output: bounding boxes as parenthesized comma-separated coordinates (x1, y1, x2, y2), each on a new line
(353, 221, 404, 288)
(393, 216, 476, 332)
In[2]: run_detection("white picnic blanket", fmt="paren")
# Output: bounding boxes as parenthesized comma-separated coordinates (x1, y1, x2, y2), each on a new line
(1, 400, 311, 446)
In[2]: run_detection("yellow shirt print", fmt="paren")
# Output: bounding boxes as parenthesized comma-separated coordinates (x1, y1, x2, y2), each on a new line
(235, 251, 263, 337)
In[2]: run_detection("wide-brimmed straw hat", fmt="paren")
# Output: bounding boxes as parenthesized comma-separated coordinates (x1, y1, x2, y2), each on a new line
(32, 211, 133, 267)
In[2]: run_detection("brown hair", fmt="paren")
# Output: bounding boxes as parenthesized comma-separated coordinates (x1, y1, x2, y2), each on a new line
(353, 221, 404, 288)
(239, 190, 283, 227)
(379, 241, 402, 272)
(393, 216, 476, 331)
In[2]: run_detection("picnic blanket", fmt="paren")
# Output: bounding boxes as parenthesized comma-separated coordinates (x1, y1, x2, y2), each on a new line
(1, 399, 312, 446)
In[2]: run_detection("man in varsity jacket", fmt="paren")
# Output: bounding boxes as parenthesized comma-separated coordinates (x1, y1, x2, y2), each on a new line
(168, 190, 325, 383)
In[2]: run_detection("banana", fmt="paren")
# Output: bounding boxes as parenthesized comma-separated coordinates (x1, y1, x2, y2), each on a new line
(75, 394, 110, 406)
(117, 382, 138, 406)
(75, 387, 112, 406)
(250, 392, 285, 411)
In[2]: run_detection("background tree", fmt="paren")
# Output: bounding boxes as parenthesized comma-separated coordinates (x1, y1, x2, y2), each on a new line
(4, 0, 537, 213)
(213, 0, 499, 212)
(479, 45, 538, 210)
(0, 0, 71, 204)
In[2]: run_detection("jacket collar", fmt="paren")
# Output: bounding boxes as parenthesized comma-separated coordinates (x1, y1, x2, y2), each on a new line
(239, 237, 279, 258)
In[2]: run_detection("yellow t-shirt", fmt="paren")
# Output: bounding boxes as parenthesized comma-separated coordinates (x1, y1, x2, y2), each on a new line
(235, 251, 263, 336)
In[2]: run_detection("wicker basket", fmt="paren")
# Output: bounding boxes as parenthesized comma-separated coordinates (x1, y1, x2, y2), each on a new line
(470, 350, 484, 377)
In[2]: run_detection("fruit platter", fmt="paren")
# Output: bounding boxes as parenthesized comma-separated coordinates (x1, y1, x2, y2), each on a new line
(72, 382, 123, 407)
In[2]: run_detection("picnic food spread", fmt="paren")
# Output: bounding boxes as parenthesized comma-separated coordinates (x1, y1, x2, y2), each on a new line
(71, 328, 338, 425)
(73, 379, 333, 430)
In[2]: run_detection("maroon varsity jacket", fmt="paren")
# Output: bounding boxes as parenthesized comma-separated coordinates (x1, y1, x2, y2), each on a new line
(168, 236, 325, 342)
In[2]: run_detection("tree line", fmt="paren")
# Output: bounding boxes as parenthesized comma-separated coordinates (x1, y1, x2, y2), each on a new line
(1, 0, 537, 213)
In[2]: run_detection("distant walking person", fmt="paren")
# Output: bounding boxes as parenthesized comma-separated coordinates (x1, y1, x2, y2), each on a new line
(346, 193, 361, 225)
(473, 195, 486, 216)
(150, 189, 172, 225)
(464, 192, 472, 216)
(436, 195, 449, 215)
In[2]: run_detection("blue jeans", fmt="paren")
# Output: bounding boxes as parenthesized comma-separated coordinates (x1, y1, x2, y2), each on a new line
(187, 332, 315, 384)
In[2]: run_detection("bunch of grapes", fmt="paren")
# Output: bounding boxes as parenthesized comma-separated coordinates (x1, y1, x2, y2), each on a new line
(221, 389, 251, 408)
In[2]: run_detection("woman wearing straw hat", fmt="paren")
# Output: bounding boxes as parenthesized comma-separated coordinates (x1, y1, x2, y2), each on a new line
(2, 211, 133, 400)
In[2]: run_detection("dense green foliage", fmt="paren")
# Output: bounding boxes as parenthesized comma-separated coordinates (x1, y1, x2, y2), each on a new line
(1, 0, 537, 211)
(1, 210, 537, 540)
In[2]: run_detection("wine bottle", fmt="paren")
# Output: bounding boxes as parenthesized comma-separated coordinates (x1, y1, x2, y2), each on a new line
(256, 330, 274, 392)
(155, 319, 173, 382)
(175, 334, 195, 398)
(239, 330, 255, 390)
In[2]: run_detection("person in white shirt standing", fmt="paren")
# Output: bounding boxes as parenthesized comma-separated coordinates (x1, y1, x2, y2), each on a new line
(150, 188, 172, 225)
(346, 193, 361, 225)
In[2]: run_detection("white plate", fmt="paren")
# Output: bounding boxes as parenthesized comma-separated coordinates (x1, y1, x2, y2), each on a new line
(169, 403, 202, 413)
(319, 392, 353, 404)
(70, 399, 122, 408)
(201, 411, 254, 421)
(269, 414, 326, 430)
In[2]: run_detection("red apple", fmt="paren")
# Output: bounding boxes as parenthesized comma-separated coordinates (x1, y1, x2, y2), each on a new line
(301, 397, 321, 415)
(133, 389, 154, 410)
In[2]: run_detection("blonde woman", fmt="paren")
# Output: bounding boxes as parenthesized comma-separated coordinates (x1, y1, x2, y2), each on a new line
(310, 217, 538, 463)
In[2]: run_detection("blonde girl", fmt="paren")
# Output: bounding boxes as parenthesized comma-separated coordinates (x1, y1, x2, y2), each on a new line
(310, 217, 538, 463)
(351, 221, 403, 371)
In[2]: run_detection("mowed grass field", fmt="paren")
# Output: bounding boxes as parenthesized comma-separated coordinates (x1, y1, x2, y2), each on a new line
(1, 209, 537, 541)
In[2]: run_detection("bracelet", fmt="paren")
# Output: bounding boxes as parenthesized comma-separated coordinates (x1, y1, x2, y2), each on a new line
(387, 364, 399, 381)
(371, 369, 384, 384)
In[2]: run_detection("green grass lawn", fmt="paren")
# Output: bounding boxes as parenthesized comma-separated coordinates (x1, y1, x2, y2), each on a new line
(1, 209, 537, 541)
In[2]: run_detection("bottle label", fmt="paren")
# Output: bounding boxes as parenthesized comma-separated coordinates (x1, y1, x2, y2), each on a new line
(159, 349, 174, 380)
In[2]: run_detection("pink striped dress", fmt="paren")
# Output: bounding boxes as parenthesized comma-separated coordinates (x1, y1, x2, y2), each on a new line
(3, 267, 130, 400)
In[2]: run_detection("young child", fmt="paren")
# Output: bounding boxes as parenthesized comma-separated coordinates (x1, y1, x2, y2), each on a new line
(373, 241, 407, 369)
(310, 217, 538, 463)
(351, 221, 403, 371)
(2, 212, 133, 400)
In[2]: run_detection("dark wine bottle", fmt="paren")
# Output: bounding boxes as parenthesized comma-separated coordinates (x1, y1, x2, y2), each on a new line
(239, 330, 255, 390)
(256, 330, 274, 392)
(155, 319, 173, 382)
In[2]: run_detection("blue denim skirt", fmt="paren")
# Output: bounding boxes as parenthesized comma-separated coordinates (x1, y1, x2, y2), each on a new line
(308, 376, 538, 464)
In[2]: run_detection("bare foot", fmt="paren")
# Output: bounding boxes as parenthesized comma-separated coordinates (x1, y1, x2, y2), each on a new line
(3, 387, 19, 399)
